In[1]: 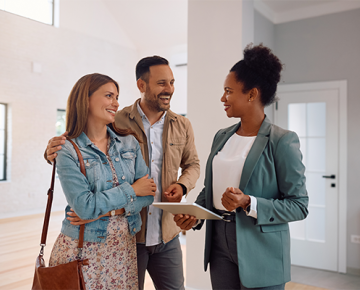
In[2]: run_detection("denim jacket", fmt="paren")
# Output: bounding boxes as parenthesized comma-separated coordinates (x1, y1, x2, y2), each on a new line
(56, 127, 154, 243)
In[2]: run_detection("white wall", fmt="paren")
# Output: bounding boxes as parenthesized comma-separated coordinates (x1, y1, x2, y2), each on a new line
(254, 9, 275, 51)
(59, 0, 135, 50)
(0, 1, 139, 218)
(254, 9, 276, 122)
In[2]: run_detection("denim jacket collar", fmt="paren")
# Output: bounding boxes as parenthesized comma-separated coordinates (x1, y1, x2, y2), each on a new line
(75, 126, 121, 148)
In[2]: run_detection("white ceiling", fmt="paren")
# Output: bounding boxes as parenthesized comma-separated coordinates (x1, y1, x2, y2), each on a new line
(263, 0, 342, 13)
(102, 0, 188, 50)
(101, 0, 360, 49)
(257, 0, 360, 23)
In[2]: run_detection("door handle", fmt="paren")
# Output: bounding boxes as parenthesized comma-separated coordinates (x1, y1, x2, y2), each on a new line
(322, 174, 336, 179)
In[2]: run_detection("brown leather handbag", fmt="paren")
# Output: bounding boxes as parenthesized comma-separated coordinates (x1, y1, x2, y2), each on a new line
(32, 139, 89, 290)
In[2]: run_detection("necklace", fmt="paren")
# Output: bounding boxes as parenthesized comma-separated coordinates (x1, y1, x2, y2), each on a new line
(90, 136, 107, 144)
(237, 127, 259, 137)
(89, 134, 109, 155)
(89, 132, 109, 144)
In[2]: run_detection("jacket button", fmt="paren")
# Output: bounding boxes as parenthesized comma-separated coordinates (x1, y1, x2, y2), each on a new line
(133, 228, 136, 232)
(115, 158, 119, 161)
(269, 217, 274, 222)
(130, 196, 133, 202)
(122, 176, 125, 180)
(127, 212, 130, 216)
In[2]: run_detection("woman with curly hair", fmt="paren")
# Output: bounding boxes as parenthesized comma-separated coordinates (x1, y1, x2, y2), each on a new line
(175, 44, 309, 289)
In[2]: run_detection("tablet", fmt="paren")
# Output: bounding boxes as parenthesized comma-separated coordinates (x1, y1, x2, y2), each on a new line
(152, 202, 223, 220)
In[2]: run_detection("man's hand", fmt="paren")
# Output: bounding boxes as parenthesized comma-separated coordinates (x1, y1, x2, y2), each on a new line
(46, 131, 68, 163)
(221, 187, 250, 212)
(164, 183, 183, 202)
(174, 214, 197, 230)
(66, 208, 97, 225)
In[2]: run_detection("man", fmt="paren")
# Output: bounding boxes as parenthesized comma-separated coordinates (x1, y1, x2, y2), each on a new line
(46, 56, 200, 290)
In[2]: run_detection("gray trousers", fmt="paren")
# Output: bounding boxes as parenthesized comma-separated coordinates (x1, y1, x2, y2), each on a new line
(209, 220, 285, 290)
(137, 236, 185, 290)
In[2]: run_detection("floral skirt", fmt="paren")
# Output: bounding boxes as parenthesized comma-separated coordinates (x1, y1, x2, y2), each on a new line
(49, 215, 138, 290)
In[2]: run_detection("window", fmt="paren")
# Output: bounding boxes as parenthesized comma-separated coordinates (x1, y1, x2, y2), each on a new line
(0, 103, 7, 181)
(0, 0, 54, 25)
(56, 109, 66, 136)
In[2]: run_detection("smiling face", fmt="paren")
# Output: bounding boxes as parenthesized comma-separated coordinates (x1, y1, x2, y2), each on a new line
(141, 64, 175, 112)
(88, 82, 119, 126)
(220, 72, 253, 118)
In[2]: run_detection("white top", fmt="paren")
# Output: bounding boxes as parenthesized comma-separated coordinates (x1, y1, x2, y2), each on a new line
(212, 133, 257, 217)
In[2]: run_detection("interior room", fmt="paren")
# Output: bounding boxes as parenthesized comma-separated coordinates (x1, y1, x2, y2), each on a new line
(1, 0, 360, 289)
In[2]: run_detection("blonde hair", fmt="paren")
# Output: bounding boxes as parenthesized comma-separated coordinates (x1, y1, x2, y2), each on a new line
(66, 73, 139, 141)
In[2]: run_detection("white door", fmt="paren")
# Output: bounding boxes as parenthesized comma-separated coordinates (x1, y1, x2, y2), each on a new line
(274, 86, 339, 271)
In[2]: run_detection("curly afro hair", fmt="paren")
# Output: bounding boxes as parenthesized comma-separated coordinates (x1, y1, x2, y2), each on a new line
(230, 43, 283, 107)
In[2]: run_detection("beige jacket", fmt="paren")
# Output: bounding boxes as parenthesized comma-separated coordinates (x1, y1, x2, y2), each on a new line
(115, 99, 200, 243)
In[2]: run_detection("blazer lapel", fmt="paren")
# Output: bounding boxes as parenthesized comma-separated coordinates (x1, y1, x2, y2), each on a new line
(239, 116, 272, 192)
(208, 123, 239, 167)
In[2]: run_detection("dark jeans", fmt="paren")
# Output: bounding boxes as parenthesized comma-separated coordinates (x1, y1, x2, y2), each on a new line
(209, 220, 285, 290)
(137, 236, 185, 290)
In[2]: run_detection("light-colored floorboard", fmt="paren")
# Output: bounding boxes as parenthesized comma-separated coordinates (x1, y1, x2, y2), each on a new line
(285, 282, 327, 290)
(0, 212, 63, 290)
(290, 265, 360, 290)
(1, 213, 359, 290)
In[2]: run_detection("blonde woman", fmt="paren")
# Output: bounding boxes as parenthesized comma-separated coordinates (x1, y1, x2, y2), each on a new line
(49, 73, 155, 289)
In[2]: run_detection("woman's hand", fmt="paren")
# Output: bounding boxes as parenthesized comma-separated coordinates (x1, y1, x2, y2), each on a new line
(174, 214, 198, 230)
(67, 208, 98, 225)
(131, 174, 156, 197)
(221, 187, 250, 211)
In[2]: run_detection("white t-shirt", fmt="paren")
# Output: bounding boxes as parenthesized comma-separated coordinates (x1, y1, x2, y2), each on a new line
(212, 133, 257, 217)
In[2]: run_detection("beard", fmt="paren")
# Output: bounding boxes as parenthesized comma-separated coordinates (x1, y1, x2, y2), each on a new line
(144, 87, 172, 112)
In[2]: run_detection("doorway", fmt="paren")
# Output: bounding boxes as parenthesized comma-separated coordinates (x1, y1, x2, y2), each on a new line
(274, 81, 347, 273)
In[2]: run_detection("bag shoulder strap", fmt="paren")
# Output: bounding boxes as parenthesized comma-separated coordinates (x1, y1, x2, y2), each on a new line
(39, 137, 86, 257)
(66, 138, 86, 177)
(39, 161, 56, 250)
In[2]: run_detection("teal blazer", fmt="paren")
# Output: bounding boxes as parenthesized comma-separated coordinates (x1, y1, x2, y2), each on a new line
(194, 116, 308, 288)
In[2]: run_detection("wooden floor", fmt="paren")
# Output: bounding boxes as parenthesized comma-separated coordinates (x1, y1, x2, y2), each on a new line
(0, 211, 64, 290)
(0, 212, 325, 290)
